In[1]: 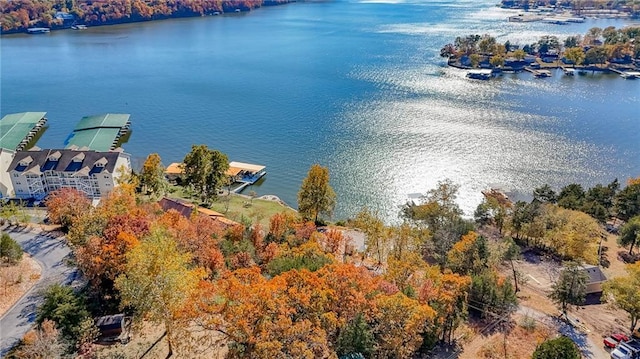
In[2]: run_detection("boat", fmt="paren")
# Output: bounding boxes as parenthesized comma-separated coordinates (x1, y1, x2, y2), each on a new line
(563, 68, 575, 76)
(620, 71, 640, 80)
(466, 69, 493, 80)
(27, 27, 50, 34)
(534, 69, 552, 78)
(71, 25, 87, 30)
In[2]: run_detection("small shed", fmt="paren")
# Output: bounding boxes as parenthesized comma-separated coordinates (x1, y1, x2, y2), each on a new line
(95, 314, 131, 343)
(580, 264, 607, 294)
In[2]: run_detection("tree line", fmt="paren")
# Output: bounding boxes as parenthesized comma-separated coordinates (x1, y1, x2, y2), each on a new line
(1, 0, 295, 33)
(440, 26, 640, 68)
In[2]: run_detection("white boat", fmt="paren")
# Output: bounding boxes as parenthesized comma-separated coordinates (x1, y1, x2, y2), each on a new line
(466, 69, 493, 80)
(621, 71, 640, 79)
(71, 25, 87, 30)
(534, 69, 552, 78)
(27, 27, 50, 34)
(563, 68, 575, 76)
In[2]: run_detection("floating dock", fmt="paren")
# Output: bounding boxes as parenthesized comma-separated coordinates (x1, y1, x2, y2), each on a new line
(65, 113, 131, 152)
(0, 112, 48, 151)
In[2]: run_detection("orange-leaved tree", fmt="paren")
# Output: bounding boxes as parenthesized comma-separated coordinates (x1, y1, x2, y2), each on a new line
(373, 292, 436, 359)
(45, 188, 92, 231)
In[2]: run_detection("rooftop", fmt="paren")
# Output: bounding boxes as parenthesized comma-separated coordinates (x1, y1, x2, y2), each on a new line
(228, 161, 266, 174)
(165, 162, 184, 175)
(66, 113, 130, 152)
(0, 112, 47, 151)
(66, 128, 122, 152)
(9, 148, 124, 175)
(74, 113, 130, 131)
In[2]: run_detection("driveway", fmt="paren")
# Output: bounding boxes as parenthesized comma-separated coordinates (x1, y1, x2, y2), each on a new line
(0, 225, 78, 357)
(517, 306, 609, 359)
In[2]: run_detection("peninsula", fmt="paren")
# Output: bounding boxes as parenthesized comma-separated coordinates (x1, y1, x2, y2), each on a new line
(441, 26, 640, 77)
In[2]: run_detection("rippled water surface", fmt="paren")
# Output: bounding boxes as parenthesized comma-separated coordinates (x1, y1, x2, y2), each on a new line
(2, 0, 639, 221)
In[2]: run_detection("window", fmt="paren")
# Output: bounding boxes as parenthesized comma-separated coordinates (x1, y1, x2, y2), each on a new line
(13, 174, 19, 178)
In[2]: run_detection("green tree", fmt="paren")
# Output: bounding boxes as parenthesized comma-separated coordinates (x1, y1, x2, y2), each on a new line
(469, 270, 518, 317)
(616, 182, 640, 221)
(512, 49, 526, 60)
(469, 53, 481, 68)
(139, 153, 167, 197)
(584, 47, 608, 65)
(549, 262, 588, 313)
(489, 55, 505, 67)
(564, 47, 585, 67)
(36, 284, 90, 342)
(336, 313, 374, 358)
(532, 336, 580, 359)
(0, 233, 23, 265)
(603, 262, 640, 333)
(533, 184, 557, 204)
(297, 164, 336, 224)
(478, 35, 497, 54)
(564, 35, 581, 48)
(115, 227, 204, 356)
(182, 144, 229, 205)
(557, 183, 585, 210)
(503, 237, 521, 292)
(619, 216, 640, 255)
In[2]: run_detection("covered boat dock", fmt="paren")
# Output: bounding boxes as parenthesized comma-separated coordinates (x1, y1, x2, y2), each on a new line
(65, 113, 131, 152)
(0, 112, 48, 151)
(228, 161, 266, 184)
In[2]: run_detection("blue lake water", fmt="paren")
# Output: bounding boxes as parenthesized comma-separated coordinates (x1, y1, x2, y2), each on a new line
(1, 0, 639, 221)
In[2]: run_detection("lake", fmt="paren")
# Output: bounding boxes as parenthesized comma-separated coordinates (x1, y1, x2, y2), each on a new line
(1, 0, 639, 222)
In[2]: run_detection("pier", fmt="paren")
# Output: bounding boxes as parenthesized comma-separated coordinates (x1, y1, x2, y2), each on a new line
(609, 68, 640, 79)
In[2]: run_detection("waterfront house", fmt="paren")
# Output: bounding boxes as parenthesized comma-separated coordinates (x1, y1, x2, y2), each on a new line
(8, 148, 131, 200)
(158, 197, 240, 229)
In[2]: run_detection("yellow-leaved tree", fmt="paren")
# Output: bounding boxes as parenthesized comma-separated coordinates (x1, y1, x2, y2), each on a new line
(603, 262, 640, 333)
(115, 226, 205, 356)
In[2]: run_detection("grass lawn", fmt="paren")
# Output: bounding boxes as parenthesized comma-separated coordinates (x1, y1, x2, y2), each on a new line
(166, 185, 297, 228)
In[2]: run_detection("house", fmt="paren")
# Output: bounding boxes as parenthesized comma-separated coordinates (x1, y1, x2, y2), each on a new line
(580, 264, 607, 294)
(158, 197, 240, 229)
(8, 148, 131, 200)
(95, 314, 130, 343)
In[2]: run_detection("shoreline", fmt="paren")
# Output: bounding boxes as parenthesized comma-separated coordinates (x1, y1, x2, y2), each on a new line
(0, 0, 297, 36)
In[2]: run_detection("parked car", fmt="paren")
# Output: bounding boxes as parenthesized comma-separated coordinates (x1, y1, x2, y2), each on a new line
(607, 334, 632, 348)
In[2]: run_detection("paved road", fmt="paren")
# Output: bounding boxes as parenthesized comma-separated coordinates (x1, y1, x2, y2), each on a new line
(0, 225, 78, 357)
(517, 306, 610, 359)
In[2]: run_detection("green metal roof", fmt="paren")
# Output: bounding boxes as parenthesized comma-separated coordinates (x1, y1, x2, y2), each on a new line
(65, 128, 122, 152)
(0, 112, 47, 150)
(73, 113, 130, 131)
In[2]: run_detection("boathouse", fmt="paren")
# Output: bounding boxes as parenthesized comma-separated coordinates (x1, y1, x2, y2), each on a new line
(228, 161, 266, 184)
(165, 161, 267, 186)
(0, 112, 48, 152)
(65, 113, 131, 152)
